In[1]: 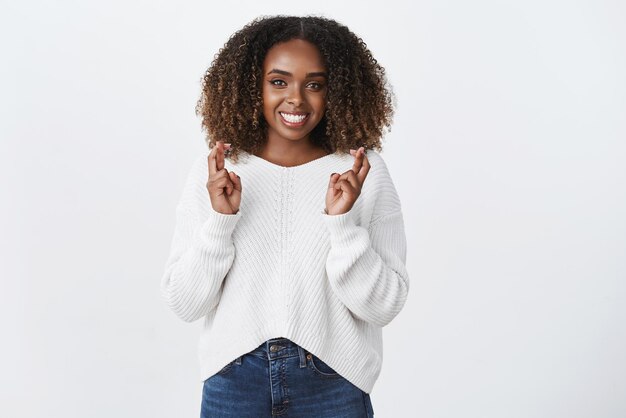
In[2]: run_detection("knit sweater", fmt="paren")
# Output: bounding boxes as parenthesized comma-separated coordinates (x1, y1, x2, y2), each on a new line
(160, 148, 410, 394)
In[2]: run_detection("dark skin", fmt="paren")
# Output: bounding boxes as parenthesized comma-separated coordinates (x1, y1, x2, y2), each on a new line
(258, 38, 329, 167)
(207, 39, 370, 216)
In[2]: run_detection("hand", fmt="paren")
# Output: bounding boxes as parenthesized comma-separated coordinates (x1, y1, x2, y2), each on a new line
(325, 147, 370, 215)
(207, 140, 242, 214)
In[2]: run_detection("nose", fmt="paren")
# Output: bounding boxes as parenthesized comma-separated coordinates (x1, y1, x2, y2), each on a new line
(287, 85, 305, 107)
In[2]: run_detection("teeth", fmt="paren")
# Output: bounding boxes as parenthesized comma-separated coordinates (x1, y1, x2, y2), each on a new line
(281, 112, 307, 123)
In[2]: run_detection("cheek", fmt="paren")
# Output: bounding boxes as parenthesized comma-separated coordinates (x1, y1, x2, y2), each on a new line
(314, 97, 327, 114)
(263, 90, 281, 106)
(261, 93, 275, 109)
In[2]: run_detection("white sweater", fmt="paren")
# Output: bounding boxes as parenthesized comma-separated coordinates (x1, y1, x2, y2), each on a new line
(160, 148, 410, 394)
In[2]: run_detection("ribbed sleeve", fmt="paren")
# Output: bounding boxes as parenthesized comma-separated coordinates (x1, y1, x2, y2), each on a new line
(321, 154, 409, 327)
(160, 155, 242, 322)
(322, 208, 409, 327)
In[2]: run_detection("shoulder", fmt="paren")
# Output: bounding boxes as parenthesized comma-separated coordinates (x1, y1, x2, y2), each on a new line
(362, 149, 403, 216)
(189, 148, 210, 175)
(363, 149, 395, 185)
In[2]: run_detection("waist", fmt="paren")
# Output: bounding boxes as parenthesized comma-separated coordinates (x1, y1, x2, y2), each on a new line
(246, 337, 305, 360)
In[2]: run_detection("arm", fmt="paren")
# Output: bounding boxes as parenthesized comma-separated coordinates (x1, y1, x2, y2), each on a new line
(322, 158, 409, 328)
(160, 154, 242, 322)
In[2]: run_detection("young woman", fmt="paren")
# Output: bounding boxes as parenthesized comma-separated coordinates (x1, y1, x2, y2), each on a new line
(161, 15, 409, 417)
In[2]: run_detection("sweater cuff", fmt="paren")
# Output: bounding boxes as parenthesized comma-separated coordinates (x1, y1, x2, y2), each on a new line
(200, 206, 242, 240)
(321, 207, 362, 245)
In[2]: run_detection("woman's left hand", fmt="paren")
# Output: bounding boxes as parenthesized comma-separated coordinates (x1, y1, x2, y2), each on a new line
(325, 147, 370, 215)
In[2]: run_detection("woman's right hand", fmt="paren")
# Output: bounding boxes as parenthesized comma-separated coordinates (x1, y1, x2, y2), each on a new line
(207, 141, 242, 214)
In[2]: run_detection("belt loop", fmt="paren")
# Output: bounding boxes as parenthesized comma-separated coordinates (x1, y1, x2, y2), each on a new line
(235, 355, 242, 365)
(298, 346, 306, 368)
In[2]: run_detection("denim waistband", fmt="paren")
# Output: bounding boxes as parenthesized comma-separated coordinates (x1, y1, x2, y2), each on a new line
(246, 337, 307, 361)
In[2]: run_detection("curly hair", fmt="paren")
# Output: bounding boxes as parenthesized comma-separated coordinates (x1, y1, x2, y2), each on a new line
(195, 14, 396, 163)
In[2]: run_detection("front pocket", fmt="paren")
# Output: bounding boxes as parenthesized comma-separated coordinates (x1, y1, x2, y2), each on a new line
(306, 353, 342, 379)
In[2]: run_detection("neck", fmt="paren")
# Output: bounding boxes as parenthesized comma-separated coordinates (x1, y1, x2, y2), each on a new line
(255, 138, 328, 167)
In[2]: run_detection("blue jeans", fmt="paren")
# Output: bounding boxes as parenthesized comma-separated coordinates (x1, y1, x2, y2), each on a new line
(201, 337, 375, 417)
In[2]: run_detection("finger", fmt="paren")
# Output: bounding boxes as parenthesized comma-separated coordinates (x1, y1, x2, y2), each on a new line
(328, 172, 340, 190)
(334, 178, 356, 195)
(208, 144, 218, 177)
(226, 179, 233, 196)
(229, 171, 242, 193)
(357, 149, 370, 184)
(209, 141, 232, 177)
(349, 146, 365, 174)
(338, 170, 360, 191)
(221, 167, 233, 195)
(216, 141, 224, 172)
(209, 171, 232, 194)
(229, 171, 238, 189)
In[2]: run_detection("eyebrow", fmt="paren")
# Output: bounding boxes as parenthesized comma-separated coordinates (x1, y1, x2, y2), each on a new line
(267, 68, 328, 78)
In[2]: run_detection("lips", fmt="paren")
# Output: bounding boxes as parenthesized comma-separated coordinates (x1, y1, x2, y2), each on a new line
(280, 111, 309, 115)
(279, 111, 310, 127)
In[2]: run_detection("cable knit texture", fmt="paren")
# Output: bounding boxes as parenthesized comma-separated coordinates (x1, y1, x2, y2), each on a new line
(160, 148, 409, 394)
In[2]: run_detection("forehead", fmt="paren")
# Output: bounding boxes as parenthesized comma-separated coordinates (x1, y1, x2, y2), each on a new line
(263, 39, 326, 71)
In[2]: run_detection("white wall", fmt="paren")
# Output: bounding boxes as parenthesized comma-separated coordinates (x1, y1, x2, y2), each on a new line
(1, 0, 624, 417)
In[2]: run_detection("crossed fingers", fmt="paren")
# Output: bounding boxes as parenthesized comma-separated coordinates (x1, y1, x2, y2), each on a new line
(342, 146, 370, 189)
(208, 141, 231, 176)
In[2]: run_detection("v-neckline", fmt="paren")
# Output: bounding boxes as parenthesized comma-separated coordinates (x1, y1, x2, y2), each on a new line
(245, 151, 339, 169)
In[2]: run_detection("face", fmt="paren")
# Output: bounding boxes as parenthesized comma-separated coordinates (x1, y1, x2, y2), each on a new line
(261, 38, 328, 146)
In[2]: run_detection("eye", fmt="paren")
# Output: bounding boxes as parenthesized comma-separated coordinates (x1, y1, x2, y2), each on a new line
(269, 79, 286, 86)
(308, 82, 324, 90)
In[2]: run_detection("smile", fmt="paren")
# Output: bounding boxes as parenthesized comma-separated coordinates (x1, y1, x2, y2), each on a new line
(279, 112, 310, 127)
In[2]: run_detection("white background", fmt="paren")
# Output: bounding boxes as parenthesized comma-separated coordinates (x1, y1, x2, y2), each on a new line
(2, 0, 625, 417)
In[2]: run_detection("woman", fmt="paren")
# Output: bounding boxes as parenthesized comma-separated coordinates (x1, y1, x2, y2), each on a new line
(161, 14, 409, 417)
